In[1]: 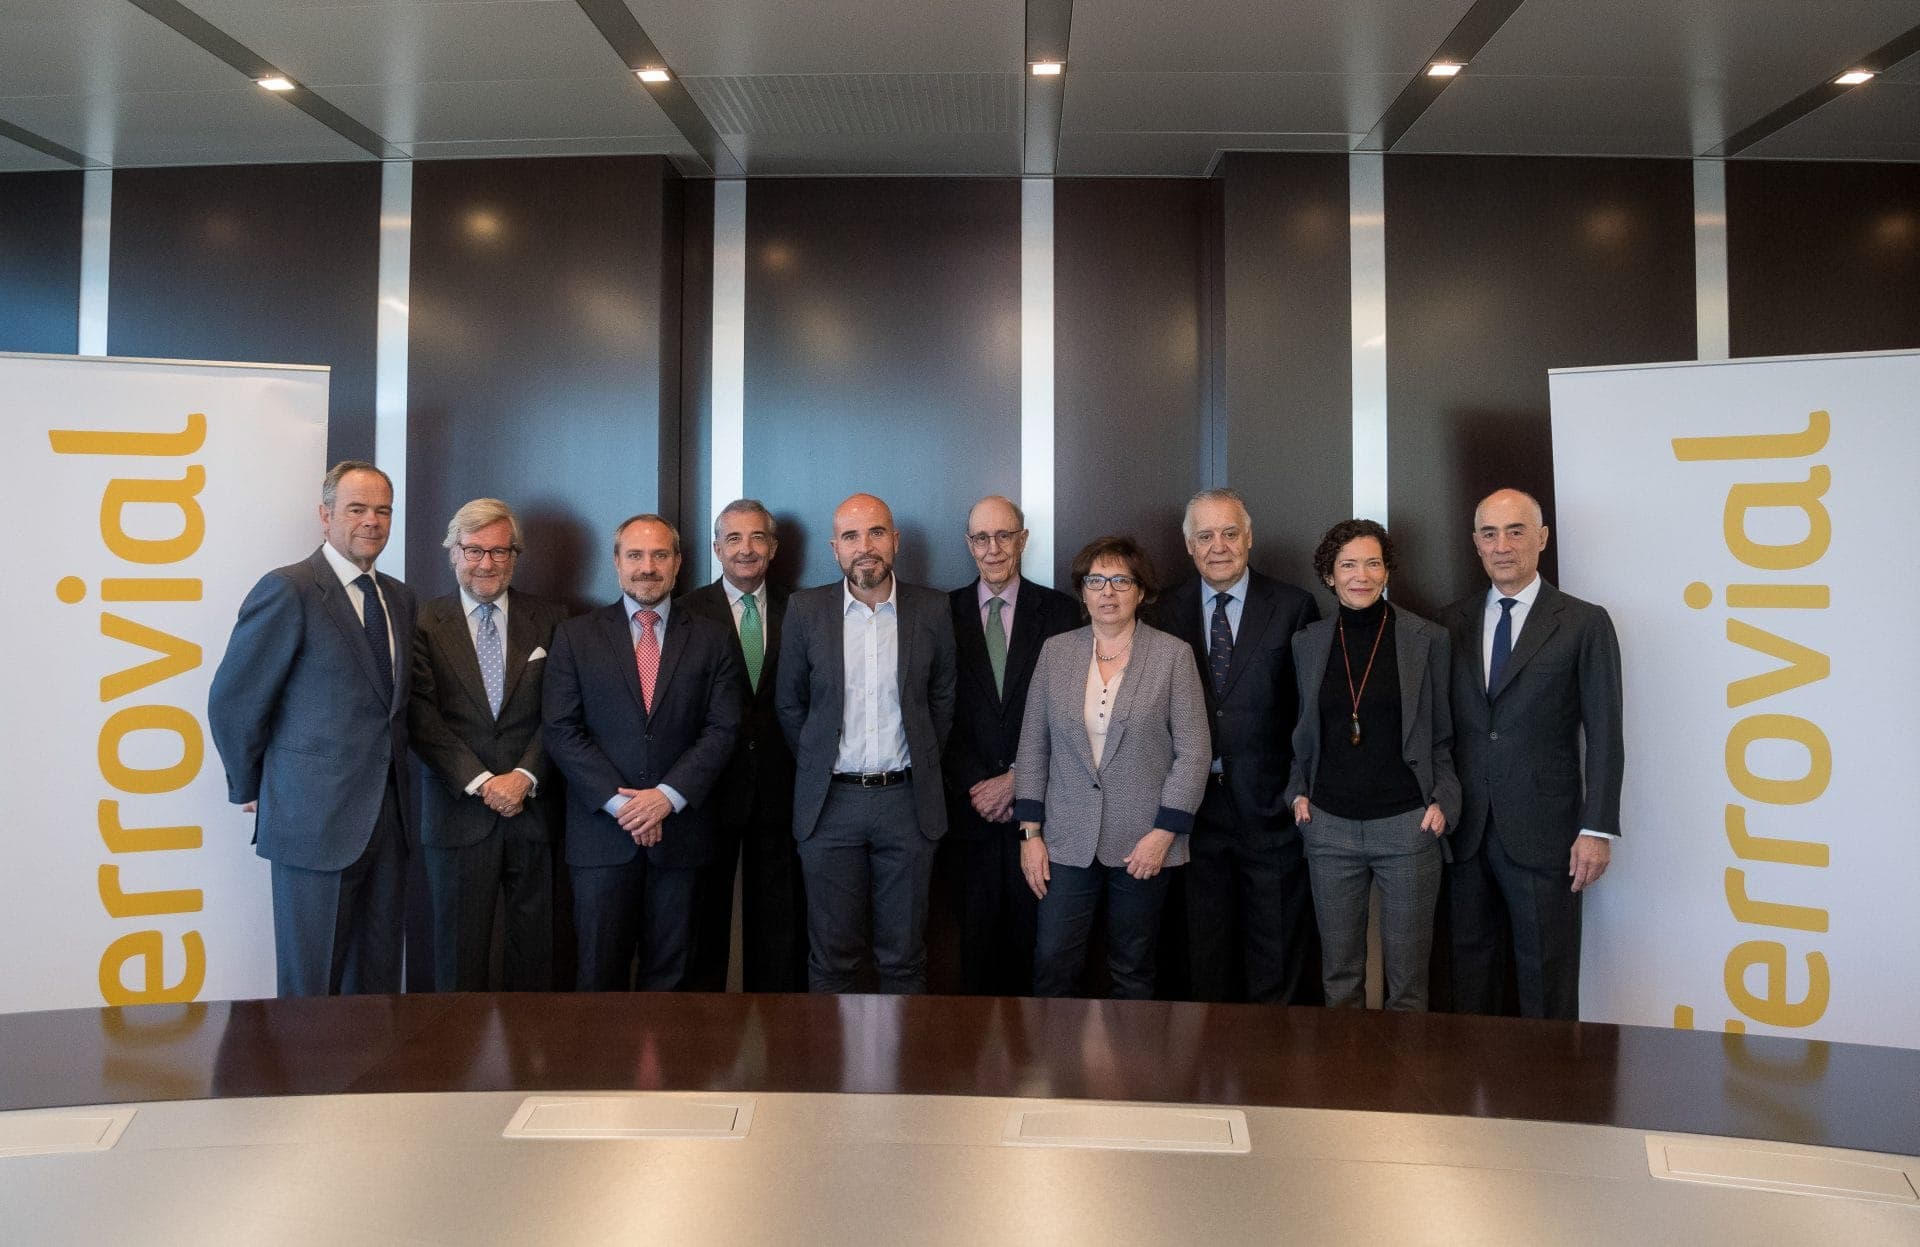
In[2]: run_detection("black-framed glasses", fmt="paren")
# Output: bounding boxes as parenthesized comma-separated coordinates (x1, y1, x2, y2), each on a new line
(456, 545, 517, 563)
(967, 529, 1024, 550)
(1081, 574, 1138, 591)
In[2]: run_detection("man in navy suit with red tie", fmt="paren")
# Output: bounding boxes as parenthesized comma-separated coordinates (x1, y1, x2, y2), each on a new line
(542, 514, 745, 991)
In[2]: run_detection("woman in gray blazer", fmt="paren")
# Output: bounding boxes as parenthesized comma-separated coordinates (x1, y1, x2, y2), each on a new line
(1285, 519, 1460, 1012)
(1014, 536, 1210, 998)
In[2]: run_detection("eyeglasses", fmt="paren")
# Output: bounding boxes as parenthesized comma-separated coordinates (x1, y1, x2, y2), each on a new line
(967, 529, 1025, 550)
(456, 545, 517, 563)
(1081, 574, 1138, 591)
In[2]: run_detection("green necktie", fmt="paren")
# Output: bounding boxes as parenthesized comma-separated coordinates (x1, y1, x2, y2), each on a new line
(739, 591, 765, 690)
(985, 596, 1007, 697)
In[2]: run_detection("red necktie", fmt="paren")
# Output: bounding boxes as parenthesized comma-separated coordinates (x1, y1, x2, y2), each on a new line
(634, 608, 660, 712)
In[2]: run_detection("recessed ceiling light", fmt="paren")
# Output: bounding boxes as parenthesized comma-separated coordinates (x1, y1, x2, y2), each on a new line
(1031, 61, 1064, 77)
(256, 76, 296, 92)
(1427, 62, 1464, 78)
(1834, 70, 1875, 86)
(636, 67, 672, 84)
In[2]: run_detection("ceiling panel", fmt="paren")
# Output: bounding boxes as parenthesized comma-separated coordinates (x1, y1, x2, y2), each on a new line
(0, 0, 251, 98)
(0, 132, 76, 173)
(626, 0, 1024, 75)
(718, 131, 1020, 177)
(1400, 74, 1776, 158)
(1058, 129, 1354, 177)
(1743, 77, 1920, 160)
(0, 88, 373, 166)
(1067, 0, 1477, 74)
(320, 77, 683, 149)
(1063, 71, 1408, 137)
(407, 133, 701, 161)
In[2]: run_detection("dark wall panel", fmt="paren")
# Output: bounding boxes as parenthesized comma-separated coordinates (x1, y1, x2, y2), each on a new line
(1728, 160, 1920, 358)
(1383, 156, 1696, 614)
(1054, 179, 1209, 592)
(407, 156, 678, 610)
(108, 163, 380, 465)
(1219, 153, 1353, 589)
(0, 171, 82, 354)
(743, 179, 1021, 592)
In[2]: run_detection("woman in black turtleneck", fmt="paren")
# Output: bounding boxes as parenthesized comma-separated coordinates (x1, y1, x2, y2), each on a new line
(1283, 519, 1460, 1011)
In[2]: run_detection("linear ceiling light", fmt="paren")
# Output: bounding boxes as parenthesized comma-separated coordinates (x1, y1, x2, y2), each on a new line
(1031, 61, 1064, 76)
(636, 67, 672, 84)
(255, 75, 296, 91)
(1426, 62, 1464, 78)
(1834, 70, 1876, 85)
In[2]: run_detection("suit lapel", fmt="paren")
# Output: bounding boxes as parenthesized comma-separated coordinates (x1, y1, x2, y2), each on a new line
(1491, 584, 1560, 701)
(954, 584, 998, 711)
(1218, 580, 1272, 701)
(1002, 583, 1047, 717)
(652, 607, 693, 711)
(1059, 629, 1100, 774)
(894, 584, 916, 705)
(438, 597, 494, 719)
(1395, 608, 1426, 752)
(1100, 629, 1152, 767)
(497, 590, 536, 712)
(602, 602, 649, 718)
(313, 549, 391, 703)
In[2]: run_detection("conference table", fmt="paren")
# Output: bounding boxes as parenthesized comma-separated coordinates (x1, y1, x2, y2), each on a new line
(0, 993, 1914, 1242)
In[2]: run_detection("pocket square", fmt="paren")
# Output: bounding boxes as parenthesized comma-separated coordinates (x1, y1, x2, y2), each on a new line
(528, 647, 547, 661)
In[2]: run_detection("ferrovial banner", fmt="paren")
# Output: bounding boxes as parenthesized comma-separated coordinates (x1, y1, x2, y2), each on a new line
(1552, 349, 1919, 1050)
(2, 354, 326, 1013)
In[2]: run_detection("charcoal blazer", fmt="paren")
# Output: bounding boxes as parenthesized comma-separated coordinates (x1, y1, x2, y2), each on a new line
(209, 546, 416, 872)
(409, 587, 571, 847)
(678, 579, 794, 823)
(775, 580, 958, 842)
(944, 578, 1081, 839)
(1284, 606, 1461, 836)
(1440, 579, 1624, 870)
(542, 600, 746, 870)
(1153, 570, 1320, 831)
(1011, 622, 1212, 869)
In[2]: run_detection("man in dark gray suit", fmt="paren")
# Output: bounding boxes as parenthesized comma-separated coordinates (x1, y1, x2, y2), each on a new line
(776, 492, 957, 993)
(1441, 488, 1625, 1021)
(678, 498, 806, 992)
(409, 498, 569, 991)
(1154, 488, 1323, 1004)
(209, 461, 416, 997)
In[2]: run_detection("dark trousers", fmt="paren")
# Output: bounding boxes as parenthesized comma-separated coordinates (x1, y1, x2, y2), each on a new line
(687, 787, 809, 993)
(571, 855, 699, 991)
(797, 781, 936, 994)
(269, 776, 406, 997)
(1033, 861, 1173, 1000)
(423, 830, 552, 992)
(1185, 803, 1323, 1005)
(952, 822, 1038, 996)
(683, 821, 740, 992)
(1448, 817, 1583, 1020)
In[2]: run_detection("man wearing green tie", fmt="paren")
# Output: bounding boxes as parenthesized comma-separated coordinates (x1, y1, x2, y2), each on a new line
(679, 499, 805, 990)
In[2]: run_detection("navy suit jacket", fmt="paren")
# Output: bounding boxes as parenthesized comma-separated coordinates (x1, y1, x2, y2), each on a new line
(208, 546, 417, 872)
(542, 600, 746, 870)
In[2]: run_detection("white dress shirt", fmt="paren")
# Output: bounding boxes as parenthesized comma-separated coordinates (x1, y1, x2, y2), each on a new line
(836, 578, 910, 773)
(319, 539, 394, 669)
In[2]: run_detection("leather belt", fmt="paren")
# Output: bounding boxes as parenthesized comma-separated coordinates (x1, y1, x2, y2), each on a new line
(831, 768, 912, 788)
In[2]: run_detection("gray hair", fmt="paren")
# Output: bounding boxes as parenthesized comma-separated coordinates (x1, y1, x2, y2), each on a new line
(713, 498, 778, 543)
(442, 497, 524, 553)
(1182, 487, 1251, 541)
(321, 460, 392, 507)
(613, 512, 682, 555)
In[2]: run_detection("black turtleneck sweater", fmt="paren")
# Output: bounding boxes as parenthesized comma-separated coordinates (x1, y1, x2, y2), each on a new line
(1312, 599, 1424, 821)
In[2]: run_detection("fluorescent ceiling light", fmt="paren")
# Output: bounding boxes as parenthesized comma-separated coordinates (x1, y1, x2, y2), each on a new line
(1427, 62, 1464, 78)
(636, 67, 672, 84)
(1834, 70, 1875, 86)
(1030, 61, 1064, 77)
(256, 76, 295, 92)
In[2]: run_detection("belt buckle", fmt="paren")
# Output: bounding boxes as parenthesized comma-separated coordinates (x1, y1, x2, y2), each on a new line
(862, 772, 885, 788)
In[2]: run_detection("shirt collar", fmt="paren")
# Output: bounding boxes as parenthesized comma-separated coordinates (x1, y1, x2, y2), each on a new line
(721, 577, 764, 608)
(843, 576, 899, 615)
(1207, 569, 1251, 605)
(977, 575, 1021, 609)
(459, 585, 507, 620)
(624, 593, 672, 625)
(1488, 575, 1543, 609)
(320, 540, 373, 590)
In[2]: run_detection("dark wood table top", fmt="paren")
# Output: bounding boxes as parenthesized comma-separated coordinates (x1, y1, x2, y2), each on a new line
(3, 993, 1913, 1157)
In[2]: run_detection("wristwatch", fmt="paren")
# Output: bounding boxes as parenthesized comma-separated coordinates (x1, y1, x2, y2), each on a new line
(1019, 823, 1044, 842)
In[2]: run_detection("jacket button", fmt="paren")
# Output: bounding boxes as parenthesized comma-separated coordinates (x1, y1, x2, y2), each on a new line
(1489, 731, 1499, 741)
(1215, 709, 1223, 718)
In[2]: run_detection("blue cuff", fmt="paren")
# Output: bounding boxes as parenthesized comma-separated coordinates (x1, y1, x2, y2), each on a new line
(658, 784, 687, 814)
(1012, 798, 1046, 824)
(1153, 806, 1195, 836)
(602, 793, 628, 817)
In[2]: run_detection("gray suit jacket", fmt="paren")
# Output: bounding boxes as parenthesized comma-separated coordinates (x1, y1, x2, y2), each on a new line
(1284, 605, 1461, 836)
(1441, 579, 1624, 869)
(408, 587, 570, 848)
(1011, 622, 1211, 869)
(208, 546, 417, 872)
(775, 579, 958, 842)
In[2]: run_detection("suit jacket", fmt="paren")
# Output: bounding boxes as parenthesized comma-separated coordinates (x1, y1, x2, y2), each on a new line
(1011, 622, 1211, 869)
(1441, 579, 1624, 869)
(775, 579, 958, 842)
(541, 600, 746, 870)
(677, 579, 795, 828)
(1152, 570, 1320, 831)
(408, 587, 571, 848)
(1284, 606, 1461, 835)
(944, 577, 1081, 840)
(208, 546, 417, 872)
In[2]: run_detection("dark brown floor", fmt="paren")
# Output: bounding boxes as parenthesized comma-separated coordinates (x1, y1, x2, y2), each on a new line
(2, 993, 1913, 1158)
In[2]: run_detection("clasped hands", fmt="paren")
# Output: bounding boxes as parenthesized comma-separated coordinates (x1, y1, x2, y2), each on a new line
(969, 770, 1016, 823)
(615, 787, 674, 847)
(480, 771, 533, 818)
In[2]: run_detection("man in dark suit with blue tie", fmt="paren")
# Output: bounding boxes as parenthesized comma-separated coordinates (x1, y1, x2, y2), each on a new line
(542, 513, 746, 991)
(409, 498, 570, 991)
(1441, 488, 1624, 1020)
(943, 495, 1077, 995)
(209, 461, 416, 997)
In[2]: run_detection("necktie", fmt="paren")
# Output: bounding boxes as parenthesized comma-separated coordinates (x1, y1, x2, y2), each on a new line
(635, 608, 661, 713)
(985, 596, 1008, 697)
(1487, 597, 1518, 691)
(738, 592, 764, 691)
(475, 602, 504, 717)
(1208, 591, 1234, 697)
(354, 573, 393, 704)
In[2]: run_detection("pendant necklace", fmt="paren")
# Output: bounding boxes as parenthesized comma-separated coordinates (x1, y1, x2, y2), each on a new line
(1337, 605, 1389, 747)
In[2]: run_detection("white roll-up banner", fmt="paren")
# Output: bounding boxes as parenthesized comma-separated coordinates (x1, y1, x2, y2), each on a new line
(1553, 349, 1919, 1050)
(2, 353, 327, 1013)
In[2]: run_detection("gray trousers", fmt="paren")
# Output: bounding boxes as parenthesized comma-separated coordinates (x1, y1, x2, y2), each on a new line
(797, 781, 936, 994)
(1302, 805, 1442, 1011)
(269, 777, 406, 997)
